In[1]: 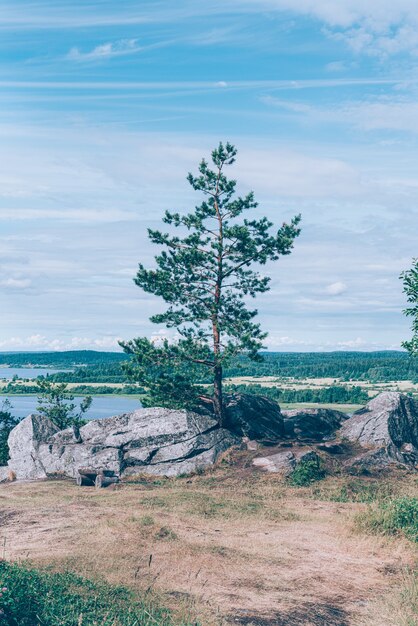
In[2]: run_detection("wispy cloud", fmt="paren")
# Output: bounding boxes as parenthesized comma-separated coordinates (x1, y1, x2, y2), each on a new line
(0, 278, 32, 290)
(244, 0, 418, 57)
(67, 39, 142, 62)
(325, 282, 348, 296)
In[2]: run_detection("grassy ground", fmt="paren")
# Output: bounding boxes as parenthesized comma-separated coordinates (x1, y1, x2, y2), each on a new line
(0, 459, 416, 625)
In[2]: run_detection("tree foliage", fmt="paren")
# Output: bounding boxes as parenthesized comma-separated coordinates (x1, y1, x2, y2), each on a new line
(121, 142, 301, 420)
(401, 259, 418, 355)
(36, 379, 92, 430)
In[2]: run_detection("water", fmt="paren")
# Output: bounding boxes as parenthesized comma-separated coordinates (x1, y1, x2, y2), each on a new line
(0, 395, 142, 420)
(0, 367, 71, 380)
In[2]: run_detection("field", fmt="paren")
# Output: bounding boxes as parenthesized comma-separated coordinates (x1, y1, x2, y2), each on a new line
(225, 375, 418, 396)
(0, 458, 416, 625)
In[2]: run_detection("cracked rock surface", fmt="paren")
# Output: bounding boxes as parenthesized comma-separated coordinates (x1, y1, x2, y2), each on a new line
(340, 392, 418, 466)
(7, 408, 239, 479)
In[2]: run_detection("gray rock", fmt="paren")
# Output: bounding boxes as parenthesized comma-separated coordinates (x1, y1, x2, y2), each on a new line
(253, 448, 320, 475)
(282, 408, 348, 441)
(340, 392, 418, 466)
(8, 407, 239, 480)
(8, 413, 59, 479)
(343, 448, 393, 475)
(222, 394, 285, 441)
(0, 467, 9, 482)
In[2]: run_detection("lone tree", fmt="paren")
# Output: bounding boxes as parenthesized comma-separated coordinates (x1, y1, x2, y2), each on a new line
(36, 379, 92, 430)
(401, 258, 418, 355)
(121, 142, 301, 423)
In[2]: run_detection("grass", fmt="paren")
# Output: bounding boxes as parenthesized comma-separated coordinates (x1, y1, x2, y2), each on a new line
(355, 496, 418, 543)
(310, 477, 398, 503)
(0, 561, 193, 626)
(355, 568, 418, 626)
(0, 468, 416, 625)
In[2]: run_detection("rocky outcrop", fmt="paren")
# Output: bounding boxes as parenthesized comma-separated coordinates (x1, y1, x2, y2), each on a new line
(253, 448, 320, 475)
(282, 407, 348, 441)
(7, 408, 239, 480)
(340, 392, 418, 466)
(222, 394, 285, 441)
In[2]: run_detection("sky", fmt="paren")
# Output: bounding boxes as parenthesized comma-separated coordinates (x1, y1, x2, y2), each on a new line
(0, 0, 417, 352)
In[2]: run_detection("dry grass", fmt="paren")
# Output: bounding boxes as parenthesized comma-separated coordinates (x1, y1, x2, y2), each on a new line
(0, 466, 416, 625)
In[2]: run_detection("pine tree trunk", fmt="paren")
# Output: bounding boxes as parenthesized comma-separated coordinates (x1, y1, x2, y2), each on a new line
(213, 363, 223, 426)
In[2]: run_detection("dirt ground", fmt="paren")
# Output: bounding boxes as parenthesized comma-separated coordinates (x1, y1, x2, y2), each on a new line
(0, 465, 416, 625)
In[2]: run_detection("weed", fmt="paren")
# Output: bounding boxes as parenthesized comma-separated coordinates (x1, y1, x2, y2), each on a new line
(155, 526, 178, 541)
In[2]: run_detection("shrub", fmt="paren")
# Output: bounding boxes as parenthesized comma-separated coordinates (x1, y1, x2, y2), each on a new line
(288, 457, 326, 487)
(0, 401, 18, 466)
(0, 561, 192, 625)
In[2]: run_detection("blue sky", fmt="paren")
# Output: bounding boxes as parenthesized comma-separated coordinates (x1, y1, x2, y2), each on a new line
(1, 0, 417, 352)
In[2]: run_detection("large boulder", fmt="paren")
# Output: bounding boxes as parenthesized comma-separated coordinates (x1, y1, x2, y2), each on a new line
(340, 392, 418, 466)
(8, 408, 239, 480)
(222, 394, 285, 441)
(281, 407, 348, 441)
(8, 413, 59, 479)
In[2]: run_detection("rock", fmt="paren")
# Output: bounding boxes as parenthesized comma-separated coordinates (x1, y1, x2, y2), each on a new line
(340, 392, 418, 466)
(343, 448, 394, 475)
(8, 408, 239, 480)
(0, 467, 9, 482)
(242, 437, 259, 451)
(222, 394, 284, 441)
(8, 413, 59, 479)
(282, 408, 348, 441)
(253, 448, 320, 475)
(316, 441, 345, 454)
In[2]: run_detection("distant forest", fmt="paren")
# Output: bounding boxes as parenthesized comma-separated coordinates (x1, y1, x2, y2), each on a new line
(0, 350, 417, 383)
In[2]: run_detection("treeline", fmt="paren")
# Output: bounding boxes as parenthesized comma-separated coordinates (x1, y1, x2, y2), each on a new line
(2, 383, 145, 396)
(49, 351, 418, 384)
(224, 351, 417, 382)
(49, 362, 127, 383)
(225, 383, 370, 405)
(0, 350, 127, 368)
(2, 350, 417, 384)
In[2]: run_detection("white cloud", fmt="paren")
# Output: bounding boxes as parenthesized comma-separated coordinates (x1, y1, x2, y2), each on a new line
(325, 281, 347, 296)
(67, 39, 142, 62)
(0, 335, 122, 351)
(0, 278, 31, 289)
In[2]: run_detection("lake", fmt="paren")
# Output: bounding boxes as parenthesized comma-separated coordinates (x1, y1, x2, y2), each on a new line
(0, 395, 142, 420)
(0, 367, 71, 380)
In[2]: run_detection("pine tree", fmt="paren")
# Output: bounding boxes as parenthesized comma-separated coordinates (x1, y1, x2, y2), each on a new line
(401, 258, 418, 355)
(121, 142, 301, 423)
(36, 379, 92, 430)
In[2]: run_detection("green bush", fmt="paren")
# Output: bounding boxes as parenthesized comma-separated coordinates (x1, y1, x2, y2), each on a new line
(0, 562, 193, 626)
(288, 457, 326, 487)
(356, 497, 418, 543)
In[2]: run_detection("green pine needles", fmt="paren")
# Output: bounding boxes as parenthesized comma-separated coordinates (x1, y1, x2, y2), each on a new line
(121, 142, 301, 423)
(401, 258, 418, 355)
